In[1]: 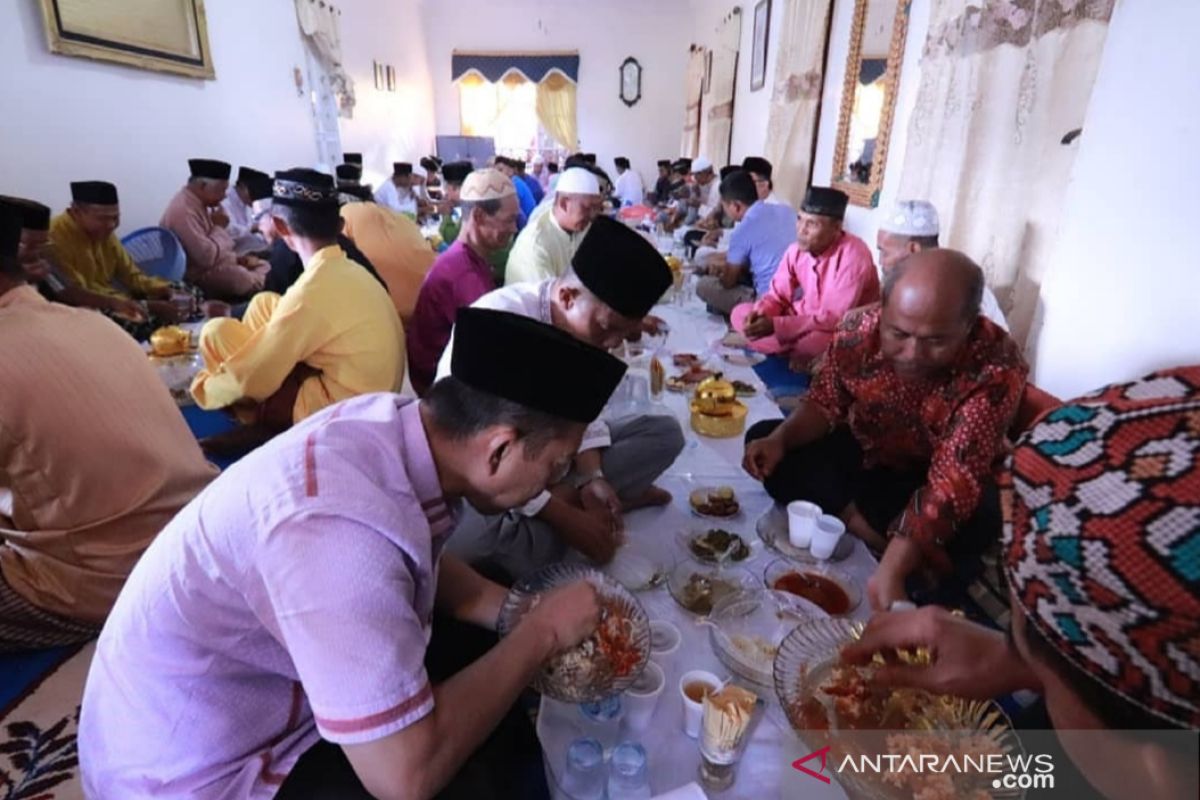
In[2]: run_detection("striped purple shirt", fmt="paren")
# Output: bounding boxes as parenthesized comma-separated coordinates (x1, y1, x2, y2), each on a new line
(80, 395, 457, 799)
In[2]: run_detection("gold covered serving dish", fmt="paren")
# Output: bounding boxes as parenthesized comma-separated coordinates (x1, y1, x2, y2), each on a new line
(689, 376, 748, 438)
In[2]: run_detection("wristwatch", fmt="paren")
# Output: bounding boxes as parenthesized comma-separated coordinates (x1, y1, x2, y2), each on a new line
(573, 469, 605, 489)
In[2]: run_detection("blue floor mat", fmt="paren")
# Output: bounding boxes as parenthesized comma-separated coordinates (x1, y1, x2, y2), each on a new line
(752, 355, 810, 400)
(0, 644, 80, 714)
(181, 404, 241, 471)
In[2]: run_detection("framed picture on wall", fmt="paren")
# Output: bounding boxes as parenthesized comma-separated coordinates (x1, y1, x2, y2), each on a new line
(750, 0, 771, 92)
(36, 0, 215, 80)
(386, 65, 396, 92)
(373, 61, 383, 90)
(703, 49, 713, 94)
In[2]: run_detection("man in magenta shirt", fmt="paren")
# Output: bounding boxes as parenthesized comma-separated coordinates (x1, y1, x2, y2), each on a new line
(731, 186, 878, 369)
(407, 168, 520, 395)
(79, 308, 627, 799)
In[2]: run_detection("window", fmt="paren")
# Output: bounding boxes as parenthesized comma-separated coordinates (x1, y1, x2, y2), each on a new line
(458, 74, 566, 162)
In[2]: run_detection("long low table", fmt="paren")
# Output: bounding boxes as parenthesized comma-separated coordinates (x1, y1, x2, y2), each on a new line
(536, 300, 875, 799)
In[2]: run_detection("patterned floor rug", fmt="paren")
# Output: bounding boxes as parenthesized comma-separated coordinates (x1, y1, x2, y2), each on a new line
(0, 642, 93, 799)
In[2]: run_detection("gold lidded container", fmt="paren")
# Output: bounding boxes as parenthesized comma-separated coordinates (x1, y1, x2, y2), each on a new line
(690, 376, 748, 438)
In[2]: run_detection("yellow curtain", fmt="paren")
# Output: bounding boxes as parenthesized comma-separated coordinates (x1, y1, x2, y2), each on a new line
(458, 72, 498, 136)
(535, 72, 578, 151)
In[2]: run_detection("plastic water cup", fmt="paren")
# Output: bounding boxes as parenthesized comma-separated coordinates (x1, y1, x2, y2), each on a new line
(679, 670, 721, 738)
(563, 737, 606, 800)
(786, 501, 821, 548)
(810, 514, 846, 560)
(607, 741, 652, 800)
(623, 661, 665, 731)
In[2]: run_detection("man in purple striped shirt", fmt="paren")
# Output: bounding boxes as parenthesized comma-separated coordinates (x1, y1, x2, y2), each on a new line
(80, 308, 626, 800)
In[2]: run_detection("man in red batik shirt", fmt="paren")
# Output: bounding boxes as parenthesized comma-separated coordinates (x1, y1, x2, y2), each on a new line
(743, 249, 1027, 610)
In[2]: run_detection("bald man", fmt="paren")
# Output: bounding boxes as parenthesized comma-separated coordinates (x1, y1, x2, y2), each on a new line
(743, 250, 1028, 610)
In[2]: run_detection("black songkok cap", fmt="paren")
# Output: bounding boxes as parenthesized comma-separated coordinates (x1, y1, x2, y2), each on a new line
(657, 159, 671, 168)
(572, 216, 672, 320)
(70, 181, 119, 205)
(670, 159, 690, 174)
(244, 172, 275, 203)
(272, 168, 339, 208)
(801, 186, 850, 220)
(614, 157, 630, 170)
(450, 308, 626, 424)
(741, 156, 773, 179)
(237, 166, 270, 187)
(343, 152, 364, 166)
(420, 156, 440, 173)
(188, 159, 232, 180)
(0, 196, 51, 231)
(336, 163, 363, 182)
(392, 162, 413, 176)
(0, 203, 21, 259)
(440, 161, 473, 185)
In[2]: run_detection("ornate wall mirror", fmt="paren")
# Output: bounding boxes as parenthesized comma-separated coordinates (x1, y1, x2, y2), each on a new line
(619, 57, 642, 107)
(831, 0, 910, 207)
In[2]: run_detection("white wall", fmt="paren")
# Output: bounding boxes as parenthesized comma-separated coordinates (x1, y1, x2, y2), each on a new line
(811, 0, 930, 247)
(1028, 0, 1200, 398)
(687, 0, 786, 165)
(0, 0, 433, 230)
(338, 0, 436, 186)
(420, 0, 692, 191)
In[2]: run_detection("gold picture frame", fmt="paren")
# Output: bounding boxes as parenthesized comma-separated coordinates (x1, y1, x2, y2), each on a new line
(36, 0, 215, 80)
(830, 0, 909, 208)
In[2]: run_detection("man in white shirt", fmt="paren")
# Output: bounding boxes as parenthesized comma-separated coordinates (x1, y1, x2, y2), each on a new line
(221, 167, 270, 254)
(612, 157, 644, 207)
(876, 199, 1010, 331)
(373, 162, 419, 216)
(690, 157, 722, 228)
(504, 168, 603, 285)
(439, 217, 684, 579)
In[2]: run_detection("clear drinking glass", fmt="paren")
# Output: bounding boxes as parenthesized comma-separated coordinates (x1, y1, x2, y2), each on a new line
(607, 741, 652, 800)
(562, 737, 606, 800)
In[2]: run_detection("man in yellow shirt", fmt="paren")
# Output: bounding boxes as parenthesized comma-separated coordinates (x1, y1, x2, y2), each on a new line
(504, 167, 603, 286)
(339, 191, 436, 324)
(48, 181, 191, 335)
(191, 168, 405, 439)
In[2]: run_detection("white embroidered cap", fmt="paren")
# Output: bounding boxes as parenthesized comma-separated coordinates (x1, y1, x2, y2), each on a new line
(691, 157, 714, 174)
(555, 167, 601, 196)
(461, 168, 517, 201)
(880, 199, 940, 237)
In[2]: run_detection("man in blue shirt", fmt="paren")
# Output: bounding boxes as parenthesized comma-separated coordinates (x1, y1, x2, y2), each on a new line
(696, 170, 795, 316)
(495, 157, 536, 229)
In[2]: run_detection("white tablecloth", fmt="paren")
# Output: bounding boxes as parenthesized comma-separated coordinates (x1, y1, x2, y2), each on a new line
(537, 301, 874, 799)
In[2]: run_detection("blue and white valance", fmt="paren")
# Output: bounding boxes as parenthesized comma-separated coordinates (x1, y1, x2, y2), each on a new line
(451, 52, 579, 84)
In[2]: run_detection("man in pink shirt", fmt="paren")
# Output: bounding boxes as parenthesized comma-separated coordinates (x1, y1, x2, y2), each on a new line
(79, 308, 627, 799)
(407, 168, 520, 396)
(731, 186, 878, 369)
(160, 158, 270, 300)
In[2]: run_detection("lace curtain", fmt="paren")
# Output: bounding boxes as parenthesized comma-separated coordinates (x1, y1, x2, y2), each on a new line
(763, 0, 835, 206)
(703, 14, 743, 165)
(680, 46, 707, 158)
(897, 0, 1116, 345)
(294, 0, 355, 119)
(536, 72, 579, 151)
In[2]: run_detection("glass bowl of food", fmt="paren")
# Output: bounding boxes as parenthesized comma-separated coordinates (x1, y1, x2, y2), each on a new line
(496, 563, 650, 703)
(707, 589, 825, 691)
(774, 618, 1024, 800)
(762, 559, 861, 616)
(667, 561, 754, 616)
(677, 527, 753, 566)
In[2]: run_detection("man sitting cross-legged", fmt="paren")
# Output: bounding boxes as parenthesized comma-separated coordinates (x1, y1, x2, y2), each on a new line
(79, 308, 627, 800)
(161, 158, 270, 301)
(744, 249, 1028, 609)
(46, 181, 196, 338)
(190, 169, 404, 449)
(439, 216, 685, 579)
(0, 203, 216, 652)
(732, 186, 878, 370)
